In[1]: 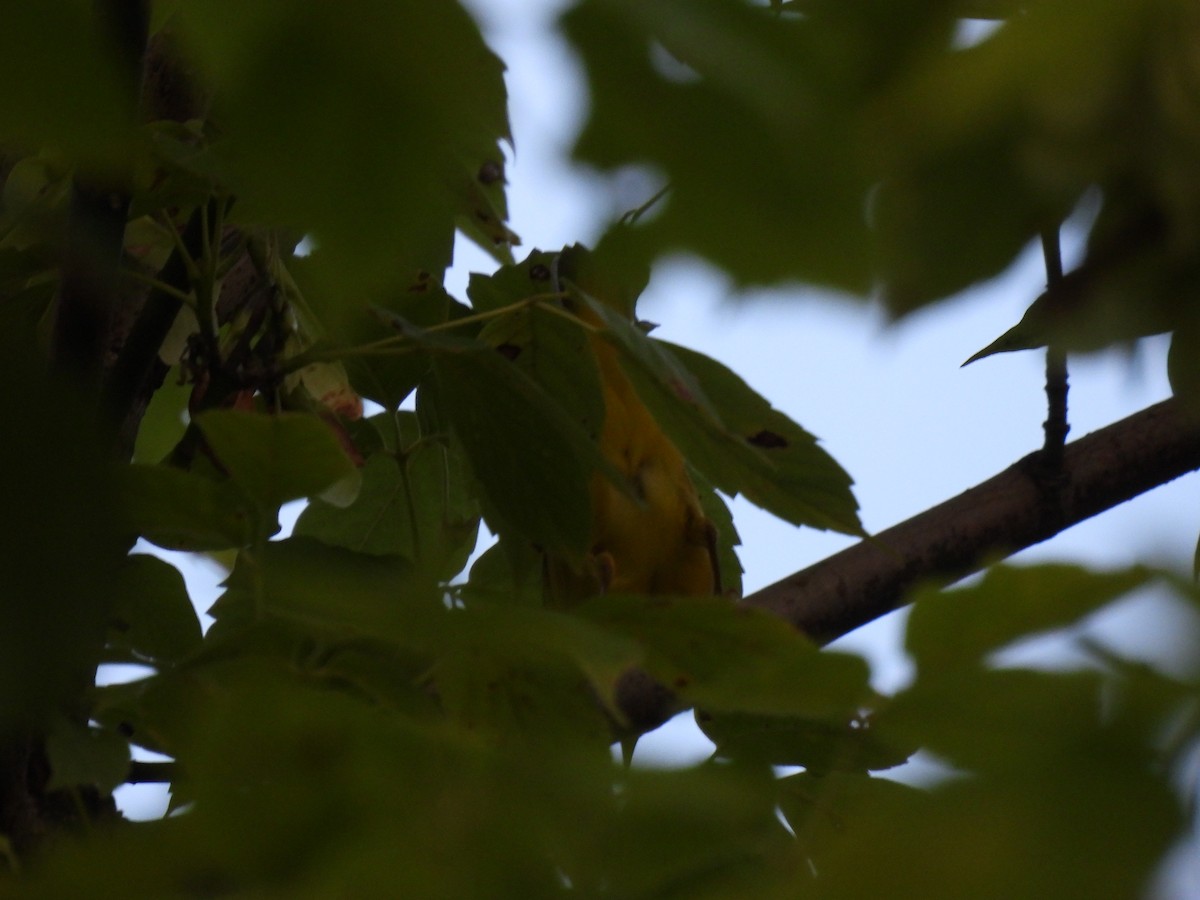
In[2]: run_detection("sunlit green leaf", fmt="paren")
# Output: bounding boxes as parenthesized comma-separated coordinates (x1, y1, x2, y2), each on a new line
(130, 367, 190, 464)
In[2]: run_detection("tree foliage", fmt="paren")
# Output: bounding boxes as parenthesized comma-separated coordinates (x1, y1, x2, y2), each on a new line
(2, 0, 1200, 896)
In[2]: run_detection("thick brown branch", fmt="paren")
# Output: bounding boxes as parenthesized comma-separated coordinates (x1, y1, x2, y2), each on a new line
(742, 398, 1200, 645)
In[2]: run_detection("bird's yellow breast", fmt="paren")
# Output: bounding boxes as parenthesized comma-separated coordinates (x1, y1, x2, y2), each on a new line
(572, 305, 718, 599)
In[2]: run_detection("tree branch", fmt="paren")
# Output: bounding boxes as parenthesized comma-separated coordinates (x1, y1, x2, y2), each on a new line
(741, 398, 1200, 645)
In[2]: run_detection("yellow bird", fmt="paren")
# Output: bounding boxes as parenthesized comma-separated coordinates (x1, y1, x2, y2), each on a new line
(545, 295, 720, 603)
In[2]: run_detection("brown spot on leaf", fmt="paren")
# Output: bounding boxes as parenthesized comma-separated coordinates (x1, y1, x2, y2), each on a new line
(408, 270, 431, 293)
(497, 343, 522, 361)
(477, 160, 503, 184)
(529, 263, 551, 281)
(667, 376, 695, 404)
(673, 675, 690, 690)
(748, 429, 788, 449)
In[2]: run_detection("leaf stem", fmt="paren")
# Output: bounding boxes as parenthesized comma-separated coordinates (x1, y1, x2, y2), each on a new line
(121, 268, 195, 306)
(277, 294, 575, 375)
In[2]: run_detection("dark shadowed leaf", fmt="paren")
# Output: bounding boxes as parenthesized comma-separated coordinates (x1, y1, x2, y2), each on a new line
(697, 708, 915, 772)
(562, 0, 874, 290)
(691, 471, 743, 599)
(431, 348, 594, 555)
(578, 594, 872, 717)
(174, 0, 510, 295)
(209, 538, 441, 647)
(295, 452, 412, 556)
(123, 463, 253, 551)
(905, 563, 1152, 675)
(45, 717, 131, 796)
(107, 554, 202, 666)
(196, 409, 359, 512)
(0, 1, 134, 164)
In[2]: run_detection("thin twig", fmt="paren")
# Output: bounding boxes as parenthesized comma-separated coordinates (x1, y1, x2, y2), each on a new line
(1040, 228, 1070, 469)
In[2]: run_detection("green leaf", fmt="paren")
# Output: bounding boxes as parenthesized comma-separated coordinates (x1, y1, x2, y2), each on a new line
(108, 554, 202, 666)
(582, 760, 791, 899)
(209, 538, 441, 647)
(882, 667, 1108, 775)
(578, 594, 872, 718)
(870, 136, 1058, 314)
(403, 437, 482, 581)
(691, 471, 743, 599)
(308, 641, 443, 721)
(666, 340, 861, 534)
(455, 155, 519, 263)
(122, 463, 253, 551)
(697, 709, 915, 773)
(292, 255, 474, 409)
(431, 348, 594, 555)
(438, 602, 641, 719)
(466, 248, 561, 314)
(459, 538, 543, 608)
(46, 717, 131, 796)
(905, 563, 1152, 675)
(295, 453, 414, 557)
(196, 409, 359, 513)
(963, 265, 1175, 366)
(131, 367, 191, 464)
(561, 0, 874, 290)
(806, 706, 1179, 899)
(175, 0, 509, 295)
(777, 769, 928, 851)
(296, 443, 480, 581)
(477, 303, 605, 443)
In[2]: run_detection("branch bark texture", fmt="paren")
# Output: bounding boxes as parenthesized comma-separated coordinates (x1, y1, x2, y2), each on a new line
(742, 399, 1200, 645)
